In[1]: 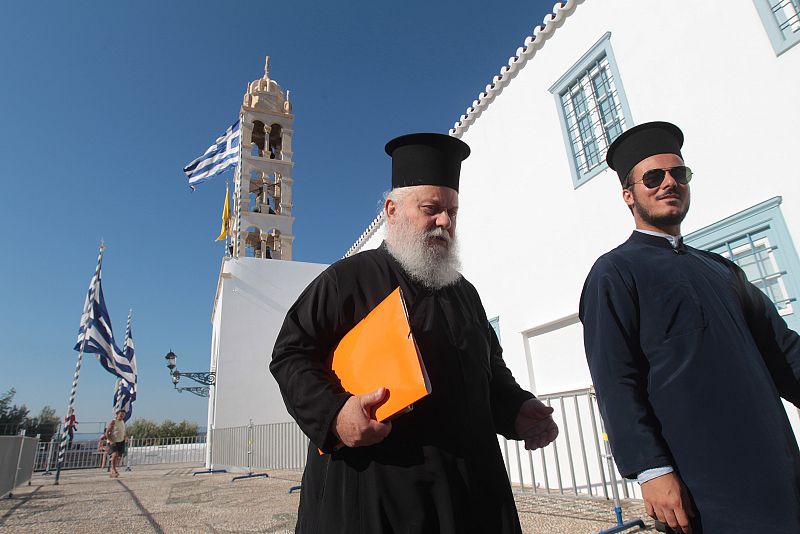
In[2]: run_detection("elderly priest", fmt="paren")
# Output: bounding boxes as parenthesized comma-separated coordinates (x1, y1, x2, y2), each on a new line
(271, 133, 558, 534)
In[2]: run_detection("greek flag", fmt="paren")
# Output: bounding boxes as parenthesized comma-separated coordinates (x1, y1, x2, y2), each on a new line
(113, 310, 137, 423)
(121, 310, 138, 382)
(74, 252, 136, 385)
(183, 119, 241, 189)
(114, 378, 135, 422)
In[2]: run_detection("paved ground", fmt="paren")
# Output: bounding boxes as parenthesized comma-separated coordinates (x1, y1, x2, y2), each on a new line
(0, 464, 654, 533)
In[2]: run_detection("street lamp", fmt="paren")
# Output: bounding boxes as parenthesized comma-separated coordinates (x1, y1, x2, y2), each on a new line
(165, 350, 215, 397)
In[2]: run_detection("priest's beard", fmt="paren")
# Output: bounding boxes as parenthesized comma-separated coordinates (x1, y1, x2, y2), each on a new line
(386, 217, 462, 290)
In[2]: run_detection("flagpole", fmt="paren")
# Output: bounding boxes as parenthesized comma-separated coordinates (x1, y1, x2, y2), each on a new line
(54, 241, 105, 485)
(233, 112, 244, 258)
(224, 180, 229, 257)
(114, 309, 133, 413)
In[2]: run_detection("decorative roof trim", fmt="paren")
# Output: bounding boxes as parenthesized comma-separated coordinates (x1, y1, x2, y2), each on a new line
(449, 0, 582, 138)
(345, 0, 583, 258)
(344, 211, 385, 258)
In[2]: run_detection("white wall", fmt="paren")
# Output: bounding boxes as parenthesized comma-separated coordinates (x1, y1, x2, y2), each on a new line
(453, 0, 800, 396)
(346, 0, 800, 458)
(209, 257, 327, 430)
(324, 1, 800, 490)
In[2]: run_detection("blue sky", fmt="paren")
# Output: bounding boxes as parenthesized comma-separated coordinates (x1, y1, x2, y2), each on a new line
(0, 1, 555, 429)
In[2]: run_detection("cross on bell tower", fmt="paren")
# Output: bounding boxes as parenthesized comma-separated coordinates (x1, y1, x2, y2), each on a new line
(232, 56, 295, 260)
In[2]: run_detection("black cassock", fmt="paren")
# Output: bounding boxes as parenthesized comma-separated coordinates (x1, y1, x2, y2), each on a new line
(270, 244, 533, 534)
(580, 231, 800, 533)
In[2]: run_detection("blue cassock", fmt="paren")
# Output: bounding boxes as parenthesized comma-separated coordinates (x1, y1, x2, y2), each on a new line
(580, 231, 800, 533)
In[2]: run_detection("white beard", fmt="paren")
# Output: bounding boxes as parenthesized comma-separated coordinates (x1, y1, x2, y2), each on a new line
(386, 216, 462, 290)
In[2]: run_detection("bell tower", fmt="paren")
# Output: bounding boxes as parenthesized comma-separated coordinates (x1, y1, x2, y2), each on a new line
(232, 56, 295, 260)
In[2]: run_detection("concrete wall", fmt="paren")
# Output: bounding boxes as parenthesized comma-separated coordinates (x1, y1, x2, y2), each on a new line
(208, 257, 327, 432)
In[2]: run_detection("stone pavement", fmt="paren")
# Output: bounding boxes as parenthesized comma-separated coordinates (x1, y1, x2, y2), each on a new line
(0, 464, 654, 533)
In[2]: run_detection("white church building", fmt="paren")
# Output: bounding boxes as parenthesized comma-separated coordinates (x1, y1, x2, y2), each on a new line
(205, 0, 800, 494)
(349, 0, 800, 412)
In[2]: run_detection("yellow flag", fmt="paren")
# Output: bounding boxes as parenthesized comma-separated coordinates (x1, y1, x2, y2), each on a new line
(215, 186, 231, 242)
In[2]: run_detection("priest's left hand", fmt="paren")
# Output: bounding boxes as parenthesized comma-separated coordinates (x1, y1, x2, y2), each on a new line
(514, 398, 559, 450)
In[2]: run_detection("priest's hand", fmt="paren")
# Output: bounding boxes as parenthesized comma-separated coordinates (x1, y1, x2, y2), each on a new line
(332, 387, 392, 448)
(641, 472, 694, 534)
(514, 398, 558, 450)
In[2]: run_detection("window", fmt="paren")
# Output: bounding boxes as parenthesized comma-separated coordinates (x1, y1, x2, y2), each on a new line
(489, 316, 501, 342)
(549, 32, 633, 188)
(521, 314, 592, 395)
(684, 197, 800, 330)
(753, 0, 800, 56)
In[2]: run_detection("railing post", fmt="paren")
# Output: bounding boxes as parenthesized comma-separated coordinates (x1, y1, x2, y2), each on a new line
(42, 435, 56, 475)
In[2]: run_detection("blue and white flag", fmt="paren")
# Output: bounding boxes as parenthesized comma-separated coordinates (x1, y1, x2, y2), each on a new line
(121, 310, 138, 390)
(118, 310, 137, 412)
(74, 253, 136, 385)
(114, 378, 135, 422)
(183, 119, 241, 189)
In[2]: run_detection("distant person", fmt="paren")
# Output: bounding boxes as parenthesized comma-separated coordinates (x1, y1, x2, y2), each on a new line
(106, 410, 127, 478)
(271, 133, 558, 533)
(64, 413, 77, 445)
(579, 121, 800, 533)
(97, 433, 109, 469)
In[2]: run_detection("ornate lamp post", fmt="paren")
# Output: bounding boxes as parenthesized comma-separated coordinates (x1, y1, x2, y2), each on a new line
(165, 350, 215, 397)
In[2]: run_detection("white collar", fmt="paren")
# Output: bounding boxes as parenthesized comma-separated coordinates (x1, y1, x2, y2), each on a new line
(635, 228, 683, 249)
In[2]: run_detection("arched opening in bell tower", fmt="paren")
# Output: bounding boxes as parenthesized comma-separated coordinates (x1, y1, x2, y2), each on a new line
(251, 121, 267, 157)
(268, 123, 282, 159)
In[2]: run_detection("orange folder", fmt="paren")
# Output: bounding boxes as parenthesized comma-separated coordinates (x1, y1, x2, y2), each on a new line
(330, 287, 431, 422)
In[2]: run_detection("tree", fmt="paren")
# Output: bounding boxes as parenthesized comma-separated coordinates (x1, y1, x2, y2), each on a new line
(0, 389, 14, 418)
(126, 418, 198, 440)
(127, 418, 159, 439)
(0, 389, 59, 440)
(158, 419, 179, 438)
(0, 388, 31, 435)
(25, 406, 61, 442)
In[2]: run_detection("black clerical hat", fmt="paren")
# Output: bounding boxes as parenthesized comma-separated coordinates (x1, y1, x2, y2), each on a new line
(606, 121, 684, 185)
(385, 133, 470, 192)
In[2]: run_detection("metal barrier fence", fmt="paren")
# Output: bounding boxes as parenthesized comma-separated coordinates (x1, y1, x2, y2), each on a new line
(212, 422, 309, 470)
(35, 437, 102, 471)
(209, 391, 637, 500)
(499, 387, 640, 499)
(1, 436, 39, 498)
(126, 435, 207, 466)
(33, 435, 207, 471)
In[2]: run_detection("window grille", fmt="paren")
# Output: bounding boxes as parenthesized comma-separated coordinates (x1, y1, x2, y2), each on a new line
(772, 0, 800, 36)
(684, 197, 800, 329)
(550, 33, 632, 188)
(560, 54, 626, 177)
(709, 229, 795, 315)
(753, 0, 800, 55)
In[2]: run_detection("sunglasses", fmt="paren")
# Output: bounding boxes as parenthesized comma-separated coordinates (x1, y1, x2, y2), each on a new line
(628, 166, 693, 188)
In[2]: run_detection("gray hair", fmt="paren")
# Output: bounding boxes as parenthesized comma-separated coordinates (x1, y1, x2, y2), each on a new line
(381, 187, 414, 213)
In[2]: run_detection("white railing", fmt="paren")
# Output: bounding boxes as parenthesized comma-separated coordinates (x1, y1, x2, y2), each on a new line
(126, 436, 207, 466)
(211, 422, 308, 470)
(34, 435, 207, 471)
(499, 387, 640, 499)
(208, 389, 637, 501)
